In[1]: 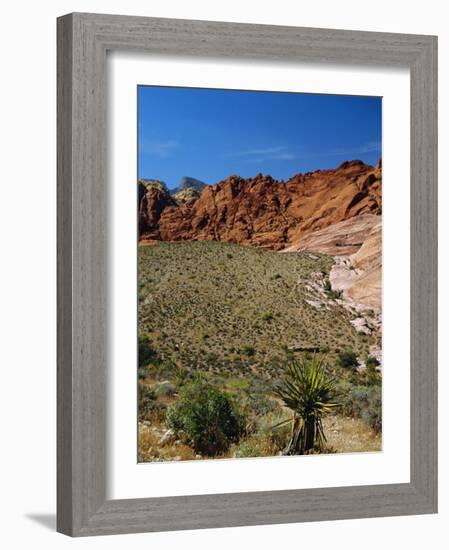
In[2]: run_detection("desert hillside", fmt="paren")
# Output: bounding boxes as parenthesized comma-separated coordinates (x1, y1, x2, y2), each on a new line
(138, 241, 382, 461)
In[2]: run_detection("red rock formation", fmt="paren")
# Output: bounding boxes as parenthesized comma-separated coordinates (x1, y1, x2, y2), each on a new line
(139, 181, 176, 240)
(139, 160, 381, 250)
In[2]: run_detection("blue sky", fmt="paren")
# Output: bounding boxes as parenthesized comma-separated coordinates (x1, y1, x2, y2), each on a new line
(138, 86, 381, 190)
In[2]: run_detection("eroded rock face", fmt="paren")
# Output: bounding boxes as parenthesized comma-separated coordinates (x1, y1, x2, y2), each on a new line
(346, 220, 382, 309)
(172, 187, 201, 204)
(138, 160, 381, 249)
(138, 181, 176, 240)
(328, 220, 382, 311)
(282, 213, 380, 256)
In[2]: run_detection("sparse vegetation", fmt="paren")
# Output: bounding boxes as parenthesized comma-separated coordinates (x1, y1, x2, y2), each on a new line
(138, 382, 166, 423)
(261, 310, 274, 322)
(323, 277, 343, 300)
(332, 381, 382, 432)
(137, 241, 382, 461)
(327, 288, 343, 300)
(336, 349, 359, 369)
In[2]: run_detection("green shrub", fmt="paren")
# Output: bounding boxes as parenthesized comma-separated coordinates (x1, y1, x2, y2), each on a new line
(155, 380, 176, 397)
(138, 334, 158, 368)
(336, 349, 359, 369)
(241, 344, 255, 357)
(261, 311, 274, 322)
(247, 392, 277, 416)
(234, 441, 261, 458)
(323, 279, 343, 299)
(167, 381, 244, 456)
(138, 382, 166, 422)
(362, 387, 382, 432)
(366, 355, 380, 368)
(328, 289, 343, 300)
(332, 382, 381, 432)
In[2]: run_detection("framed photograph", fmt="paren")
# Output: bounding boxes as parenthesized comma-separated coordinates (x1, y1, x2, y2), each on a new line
(57, 12, 437, 536)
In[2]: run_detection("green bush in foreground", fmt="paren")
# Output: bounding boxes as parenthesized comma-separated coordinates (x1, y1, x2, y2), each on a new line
(167, 380, 244, 456)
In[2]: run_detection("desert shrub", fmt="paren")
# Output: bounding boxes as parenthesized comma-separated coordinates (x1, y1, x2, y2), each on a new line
(361, 363, 382, 387)
(366, 355, 380, 368)
(138, 367, 152, 380)
(332, 382, 381, 432)
(247, 392, 277, 416)
(234, 441, 261, 458)
(367, 368, 381, 386)
(142, 359, 179, 382)
(172, 365, 190, 387)
(261, 311, 274, 322)
(155, 380, 176, 397)
(167, 381, 244, 456)
(361, 386, 382, 432)
(138, 382, 166, 422)
(346, 385, 382, 432)
(138, 334, 158, 368)
(241, 344, 255, 357)
(350, 387, 370, 416)
(336, 349, 359, 369)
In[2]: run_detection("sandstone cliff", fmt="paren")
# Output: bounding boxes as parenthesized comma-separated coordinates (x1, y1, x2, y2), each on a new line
(139, 160, 381, 250)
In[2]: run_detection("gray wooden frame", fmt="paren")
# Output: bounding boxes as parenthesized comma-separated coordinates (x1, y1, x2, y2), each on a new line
(57, 12, 438, 537)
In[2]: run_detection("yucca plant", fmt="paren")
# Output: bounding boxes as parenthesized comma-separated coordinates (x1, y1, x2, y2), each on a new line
(274, 356, 337, 455)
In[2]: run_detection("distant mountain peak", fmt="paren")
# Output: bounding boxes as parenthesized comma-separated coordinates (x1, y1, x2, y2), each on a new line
(170, 177, 208, 202)
(178, 176, 207, 192)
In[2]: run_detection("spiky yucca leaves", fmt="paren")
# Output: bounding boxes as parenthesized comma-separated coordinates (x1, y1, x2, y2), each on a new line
(274, 357, 337, 455)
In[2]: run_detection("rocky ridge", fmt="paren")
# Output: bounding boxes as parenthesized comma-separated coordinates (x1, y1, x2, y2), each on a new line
(139, 160, 381, 249)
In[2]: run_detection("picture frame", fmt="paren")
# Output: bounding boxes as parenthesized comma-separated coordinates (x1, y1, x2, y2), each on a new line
(57, 12, 437, 536)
